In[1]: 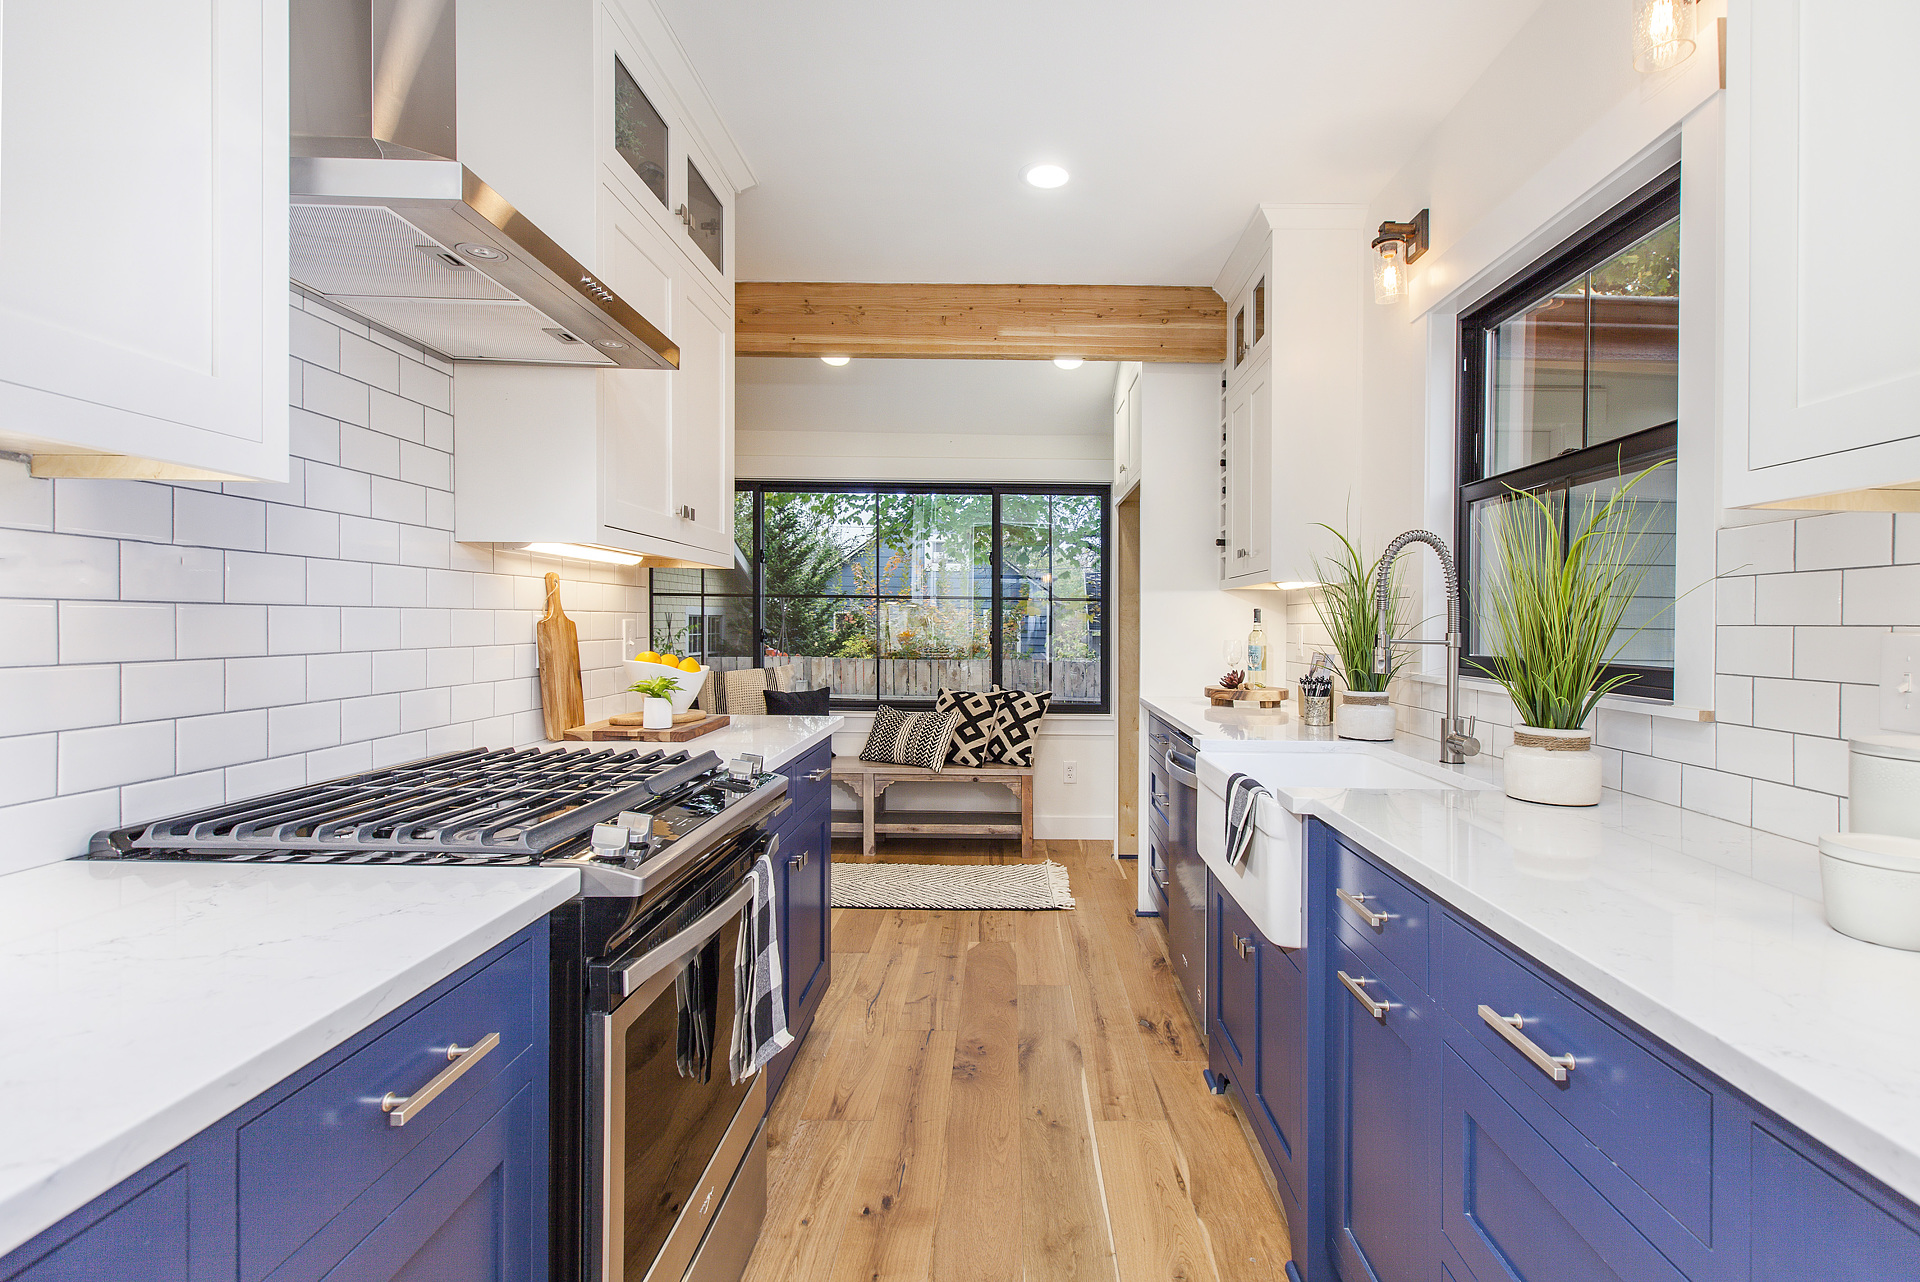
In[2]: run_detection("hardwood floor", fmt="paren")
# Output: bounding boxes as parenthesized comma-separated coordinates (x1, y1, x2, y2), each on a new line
(743, 839, 1293, 1282)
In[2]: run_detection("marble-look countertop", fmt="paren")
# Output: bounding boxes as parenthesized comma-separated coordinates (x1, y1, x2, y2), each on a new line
(1141, 693, 1920, 1207)
(0, 861, 579, 1257)
(673, 713, 842, 772)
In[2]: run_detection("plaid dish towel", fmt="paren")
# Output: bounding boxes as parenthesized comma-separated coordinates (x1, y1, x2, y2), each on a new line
(1225, 773, 1270, 869)
(729, 851, 794, 1084)
(673, 948, 713, 1083)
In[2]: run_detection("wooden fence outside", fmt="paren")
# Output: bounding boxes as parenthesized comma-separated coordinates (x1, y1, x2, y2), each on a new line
(740, 655, 1099, 703)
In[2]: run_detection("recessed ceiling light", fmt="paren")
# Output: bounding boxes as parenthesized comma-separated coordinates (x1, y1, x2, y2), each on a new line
(1052, 357, 1084, 370)
(820, 355, 851, 366)
(1023, 163, 1070, 189)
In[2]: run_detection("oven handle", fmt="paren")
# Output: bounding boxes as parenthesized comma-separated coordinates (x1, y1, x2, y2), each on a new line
(612, 834, 774, 998)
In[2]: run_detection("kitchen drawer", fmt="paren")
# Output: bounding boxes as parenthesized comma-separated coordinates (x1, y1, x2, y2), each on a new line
(779, 741, 834, 818)
(1435, 916, 1713, 1245)
(1211, 878, 1261, 1077)
(1330, 837, 1431, 990)
(236, 934, 539, 1282)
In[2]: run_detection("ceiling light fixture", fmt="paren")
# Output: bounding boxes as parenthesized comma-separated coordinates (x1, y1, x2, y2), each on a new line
(1023, 163, 1070, 189)
(1371, 209, 1429, 305)
(1632, 0, 1697, 73)
(521, 542, 644, 567)
(1052, 357, 1084, 370)
(820, 355, 851, 366)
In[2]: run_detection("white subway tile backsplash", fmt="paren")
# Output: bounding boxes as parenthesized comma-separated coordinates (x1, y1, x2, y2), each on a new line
(0, 529, 119, 599)
(340, 693, 401, 741)
(1652, 717, 1716, 768)
(399, 443, 453, 491)
(1794, 512, 1893, 571)
(425, 647, 473, 687)
(1753, 571, 1842, 626)
(290, 307, 341, 367)
(0, 791, 120, 871)
(0, 665, 119, 736)
(0, 464, 52, 532)
(1839, 683, 1883, 740)
(424, 490, 455, 532)
(225, 655, 306, 710)
(177, 604, 268, 659)
(58, 601, 174, 664)
(371, 477, 426, 526)
(1716, 626, 1794, 678)
(400, 686, 451, 731)
(121, 769, 227, 826)
(1897, 514, 1920, 564)
(1793, 735, 1850, 796)
(268, 505, 340, 558)
(372, 731, 430, 768)
(0, 734, 57, 807)
(1718, 520, 1794, 576)
(306, 652, 374, 702)
(303, 462, 373, 517)
(268, 604, 341, 654)
(1838, 565, 1920, 626)
(1715, 575, 1755, 625)
(1682, 766, 1752, 825)
(426, 720, 477, 754)
(224, 754, 307, 800)
(268, 700, 340, 755)
(305, 741, 372, 782)
(372, 648, 427, 693)
(449, 609, 495, 648)
(401, 608, 451, 650)
(177, 710, 268, 772)
(123, 659, 225, 722)
(339, 333, 401, 392)
(424, 408, 453, 453)
(399, 525, 452, 568)
(1714, 675, 1753, 726)
(1715, 724, 1795, 784)
(0, 600, 58, 667)
(225, 550, 307, 605)
(1751, 780, 1840, 844)
(53, 480, 172, 543)
(1595, 709, 1653, 754)
(398, 360, 453, 412)
(425, 569, 472, 610)
(341, 607, 403, 652)
(369, 388, 425, 443)
(339, 515, 399, 563)
(306, 558, 373, 607)
(372, 563, 427, 607)
(1621, 753, 1681, 804)
(339, 423, 401, 477)
(1792, 626, 1886, 684)
(302, 364, 370, 425)
(449, 681, 494, 723)
(1752, 677, 1839, 737)
(289, 408, 342, 464)
(121, 542, 222, 603)
(58, 720, 175, 793)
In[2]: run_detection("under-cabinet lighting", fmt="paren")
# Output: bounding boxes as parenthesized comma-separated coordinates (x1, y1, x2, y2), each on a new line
(1633, 0, 1697, 72)
(1372, 210, 1429, 306)
(1052, 357, 1084, 369)
(521, 542, 644, 567)
(820, 355, 851, 366)
(1023, 163, 1070, 189)
(1271, 580, 1319, 591)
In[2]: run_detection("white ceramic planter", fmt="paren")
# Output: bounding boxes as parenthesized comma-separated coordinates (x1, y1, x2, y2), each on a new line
(641, 697, 673, 730)
(1504, 725, 1602, 806)
(1819, 833, 1920, 951)
(1336, 691, 1396, 741)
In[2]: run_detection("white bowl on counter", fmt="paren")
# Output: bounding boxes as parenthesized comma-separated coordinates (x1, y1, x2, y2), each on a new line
(622, 660, 710, 715)
(1819, 832, 1920, 952)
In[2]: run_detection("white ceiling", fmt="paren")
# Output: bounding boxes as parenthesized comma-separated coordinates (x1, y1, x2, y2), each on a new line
(654, 0, 1545, 284)
(737, 357, 1117, 436)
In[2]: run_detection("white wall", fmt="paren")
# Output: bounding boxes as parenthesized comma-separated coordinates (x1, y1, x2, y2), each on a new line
(0, 297, 647, 876)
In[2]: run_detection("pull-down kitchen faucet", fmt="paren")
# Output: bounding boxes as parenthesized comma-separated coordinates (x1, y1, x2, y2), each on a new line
(1374, 530, 1482, 766)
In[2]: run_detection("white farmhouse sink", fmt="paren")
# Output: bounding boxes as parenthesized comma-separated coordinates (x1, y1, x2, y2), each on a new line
(1195, 747, 1482, 947)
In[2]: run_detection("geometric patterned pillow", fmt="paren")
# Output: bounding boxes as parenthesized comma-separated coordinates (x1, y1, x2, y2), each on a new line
(933, 687, 1007, 768)
(858, 704, 962, 773)
(983, 689, 1050, 767)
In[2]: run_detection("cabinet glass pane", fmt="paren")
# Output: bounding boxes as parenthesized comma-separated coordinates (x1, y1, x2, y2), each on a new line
(613, 59, 668, 206)
(686, 161, 724, 272)
(1254, 278, 1266, 345)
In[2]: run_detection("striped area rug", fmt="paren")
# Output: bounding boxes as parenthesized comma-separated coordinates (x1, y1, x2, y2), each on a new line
(830, 860, 1075, 911)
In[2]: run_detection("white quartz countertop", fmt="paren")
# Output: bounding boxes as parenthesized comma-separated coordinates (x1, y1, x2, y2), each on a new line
(1141, 694, 1920, 1207)
(0, 859, 579, 1258)
(675, 713, 842, 771)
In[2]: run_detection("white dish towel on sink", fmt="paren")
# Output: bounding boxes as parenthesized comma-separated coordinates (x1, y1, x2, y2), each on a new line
(1225, 773, 1270, 869)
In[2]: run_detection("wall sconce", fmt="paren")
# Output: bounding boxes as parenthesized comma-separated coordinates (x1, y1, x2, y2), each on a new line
(1633, 0, 1697, 72)
(1372, 209, 1428, 305)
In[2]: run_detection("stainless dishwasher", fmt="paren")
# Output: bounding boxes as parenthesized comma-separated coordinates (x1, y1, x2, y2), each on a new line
(1149, 715, 1207, 1041)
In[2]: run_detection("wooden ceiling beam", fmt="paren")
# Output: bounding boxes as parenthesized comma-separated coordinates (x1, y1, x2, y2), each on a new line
(735, 282, 1227, 363)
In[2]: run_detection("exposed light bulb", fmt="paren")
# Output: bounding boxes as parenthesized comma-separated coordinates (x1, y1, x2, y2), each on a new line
(1633, 0, 1696, 72)
(820, 355, 851, 366)
(1374, 240, 1409, 306)
(1023, 163, 1070, 189)
(1052, 357, 1084, 370)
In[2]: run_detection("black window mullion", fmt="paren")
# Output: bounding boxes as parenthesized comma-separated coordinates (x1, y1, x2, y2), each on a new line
(990, 490, 1004, 692)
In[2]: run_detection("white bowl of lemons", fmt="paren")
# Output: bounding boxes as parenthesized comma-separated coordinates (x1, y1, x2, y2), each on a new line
(624, 653, 710, 715)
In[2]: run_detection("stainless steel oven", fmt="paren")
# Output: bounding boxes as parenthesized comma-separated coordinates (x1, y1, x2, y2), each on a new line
(591, 829, 775, 1282)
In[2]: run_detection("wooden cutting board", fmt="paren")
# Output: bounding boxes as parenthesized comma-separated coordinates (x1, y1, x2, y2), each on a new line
(536, 573, 584, 741)
(564, 714, 732, 743)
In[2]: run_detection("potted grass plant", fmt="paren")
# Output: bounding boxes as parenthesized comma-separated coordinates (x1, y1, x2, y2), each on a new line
(1471, 464, 1669, 806)
(1311, 525, 1406, 741)
(628, 674, 682, 730)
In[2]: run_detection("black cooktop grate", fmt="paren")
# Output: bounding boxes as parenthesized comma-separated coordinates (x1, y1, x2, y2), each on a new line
(95, 746, 724, 858)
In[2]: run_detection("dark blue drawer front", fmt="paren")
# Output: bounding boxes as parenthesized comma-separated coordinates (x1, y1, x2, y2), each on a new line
(777, 741, 833, 825)
(236, 934, 538, 1282)
(1440, 1045, 1684, 1282)
(1211, 880, 1261, 1075)
(1435, 916, 1714, 1244)
(1751, 1124, 1920, 1280)
(1331, 838, 1431, 990)
(4, 1165, 193, 1282)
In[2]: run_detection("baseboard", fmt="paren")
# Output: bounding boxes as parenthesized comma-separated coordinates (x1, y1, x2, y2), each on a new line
(1135, 909, 1160, 917)
(1034, 816, 1118, 840)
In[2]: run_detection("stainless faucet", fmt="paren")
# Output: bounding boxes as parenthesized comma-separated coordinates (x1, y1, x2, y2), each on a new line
(1373, 529, 1482, 766)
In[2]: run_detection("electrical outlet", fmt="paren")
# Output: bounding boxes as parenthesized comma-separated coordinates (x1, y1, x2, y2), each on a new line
(1062, 759, 1079, 784)
(1882, 632, 1920, 732)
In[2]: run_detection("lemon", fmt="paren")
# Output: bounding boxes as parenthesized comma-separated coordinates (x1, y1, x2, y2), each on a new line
(636, 651, 660, 665)
(657, 654, 678, 668)
(679, 657, 701, 673)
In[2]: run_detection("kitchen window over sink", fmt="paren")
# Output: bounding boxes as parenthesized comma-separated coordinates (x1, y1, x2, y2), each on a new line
(1457, 167, 1680, 702)
(649, 482, 1110, 712)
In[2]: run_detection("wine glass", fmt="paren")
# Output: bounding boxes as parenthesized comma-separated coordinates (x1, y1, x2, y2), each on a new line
(1221, 640, 1245, 674)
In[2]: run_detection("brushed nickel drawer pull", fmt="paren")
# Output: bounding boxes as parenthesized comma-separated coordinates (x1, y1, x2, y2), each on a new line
(382, 1031, 500, 1126)
(806, 768, 831, 782)
(1479, 1005, 1577, 1083)
(1337, 969, 1391, 1021)
(788, 851, 808, 871)
(1232, 932, 1255, 961)
(1336, 887, 1395, 929)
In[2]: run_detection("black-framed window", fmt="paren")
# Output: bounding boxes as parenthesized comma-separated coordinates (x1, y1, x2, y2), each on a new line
(1457, 167, 1681, 702)
(649, 482, 1110, 712)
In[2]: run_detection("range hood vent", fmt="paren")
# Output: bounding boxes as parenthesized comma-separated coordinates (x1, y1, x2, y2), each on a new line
(289, 0, 676, 370)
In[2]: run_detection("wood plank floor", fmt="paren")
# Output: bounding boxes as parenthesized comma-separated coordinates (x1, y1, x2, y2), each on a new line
(743, 839, 1293, 1282)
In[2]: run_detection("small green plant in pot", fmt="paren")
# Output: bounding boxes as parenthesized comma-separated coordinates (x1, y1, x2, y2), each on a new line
(1311, 525, 1407, 741)
(627, 674, 682, 730)
(1471, 463, 1669, 806)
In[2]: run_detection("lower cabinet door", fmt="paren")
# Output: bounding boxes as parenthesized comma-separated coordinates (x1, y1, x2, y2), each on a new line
(2, 1160, 199, 1282)
(766, 794, 832, 1106)
(314, 1082, 540, 1282)
(1749, 1123, 1920, 1280)
(1211, 880, 1261, 1079)
(1253, 934, 1306, 1192)
(1438, 1045, 1683, 1282)
(1327, 936, 1431, 1282)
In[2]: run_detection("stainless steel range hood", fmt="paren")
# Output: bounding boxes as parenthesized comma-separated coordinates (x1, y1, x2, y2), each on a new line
(290, 0, 676, 370)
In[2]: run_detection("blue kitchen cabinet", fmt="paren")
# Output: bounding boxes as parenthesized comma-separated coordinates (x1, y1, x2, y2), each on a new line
(0, 923, 550, 1282)
(1749, 1123, 1920, 1280)
(1210, 874, 1261, 1081)
(765, 740, 835, 1106)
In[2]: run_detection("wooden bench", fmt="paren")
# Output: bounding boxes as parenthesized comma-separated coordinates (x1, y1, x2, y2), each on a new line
(829, 756, 1035, 859)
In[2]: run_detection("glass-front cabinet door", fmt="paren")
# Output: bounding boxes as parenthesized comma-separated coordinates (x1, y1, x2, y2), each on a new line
(684, 160, 724, 274)
(612, 57, 668, 208)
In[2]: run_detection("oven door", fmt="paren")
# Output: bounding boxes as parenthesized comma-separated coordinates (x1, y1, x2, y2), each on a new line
(596, 837, 770, 1282)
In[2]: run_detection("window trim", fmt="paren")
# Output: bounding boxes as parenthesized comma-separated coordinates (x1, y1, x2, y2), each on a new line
(1455, 166, 1682, 703)
(653, 479, 1113, 714)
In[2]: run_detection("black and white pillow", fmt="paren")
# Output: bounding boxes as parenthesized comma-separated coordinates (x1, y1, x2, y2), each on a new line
(933, 687, 1006, 767)
(984, 689, 1051, 767)
(858, 705, 962, 772)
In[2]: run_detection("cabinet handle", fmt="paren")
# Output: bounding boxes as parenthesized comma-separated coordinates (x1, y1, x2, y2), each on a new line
(1337, 970, 1391, 1021)
(1232, 932, 1255, 961)
(381, 1031, 500, 1127)
(788, 851, 808, 871)
(806, 768, 831, 782)
(1478, 1005, 1577, 1083)
(1336, 887, 1395, 929)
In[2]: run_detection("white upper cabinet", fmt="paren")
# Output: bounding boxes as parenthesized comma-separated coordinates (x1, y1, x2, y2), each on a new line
(1114, 363, 1142, 500)
(0, 0, 287, 481)
(1725, 0, 1920, 509)
(1213, 206, 1364, 589)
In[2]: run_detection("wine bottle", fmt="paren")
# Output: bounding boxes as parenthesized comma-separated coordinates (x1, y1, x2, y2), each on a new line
(1247, 609, 1269, 687)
